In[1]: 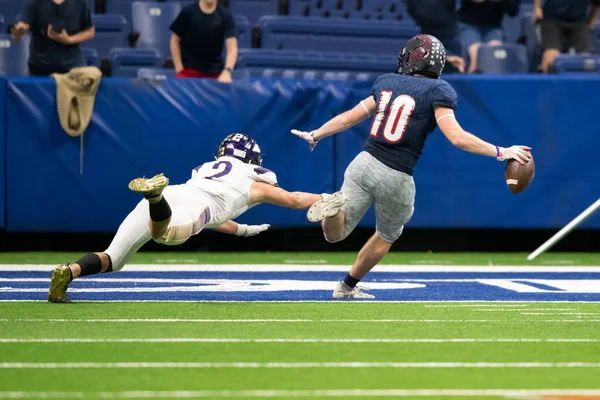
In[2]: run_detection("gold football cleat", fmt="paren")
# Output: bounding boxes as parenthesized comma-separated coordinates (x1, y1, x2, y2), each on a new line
(48, 264, 71, 303)
(128, 173, 169, 199)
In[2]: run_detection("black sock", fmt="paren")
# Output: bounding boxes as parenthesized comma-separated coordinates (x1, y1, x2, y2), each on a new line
(343, 273, 360, 288)
(149, 196, 172, 222)
(75, 253, 103, 277)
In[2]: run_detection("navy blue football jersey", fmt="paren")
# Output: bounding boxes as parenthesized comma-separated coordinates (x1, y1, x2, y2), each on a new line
(364, 73, 458, 176)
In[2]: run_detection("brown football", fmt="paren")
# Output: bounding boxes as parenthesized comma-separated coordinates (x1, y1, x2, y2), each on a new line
(505, 156, 535, 194)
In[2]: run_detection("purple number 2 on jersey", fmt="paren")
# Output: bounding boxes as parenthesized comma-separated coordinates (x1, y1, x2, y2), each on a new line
(205, 161, 233, 180)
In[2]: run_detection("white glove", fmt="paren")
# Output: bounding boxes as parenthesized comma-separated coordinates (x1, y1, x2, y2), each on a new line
(497, 145, 532, 164)
(235, 224, 270, 237)
(291, 129, 319, 152)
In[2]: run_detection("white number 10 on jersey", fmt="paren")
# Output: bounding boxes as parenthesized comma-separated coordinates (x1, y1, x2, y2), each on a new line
(369, 91, 416, 143)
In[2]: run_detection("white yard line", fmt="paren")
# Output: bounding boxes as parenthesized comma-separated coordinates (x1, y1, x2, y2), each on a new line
(0, 338, 597, 344)
(474, 309, 576, 312)
(1, 389, 600, 398)
(2, 362, 600, 369)
(3, 318, 600, 323)
(2, 389, 600, 399)
(2, 264, 600, 272)
(425, 304, 529, 308)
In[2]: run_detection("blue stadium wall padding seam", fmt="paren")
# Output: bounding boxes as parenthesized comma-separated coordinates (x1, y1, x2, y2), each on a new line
(0, 75, 5, 229)
(5, 78, 337, 232)
(4, 76, 600, 232)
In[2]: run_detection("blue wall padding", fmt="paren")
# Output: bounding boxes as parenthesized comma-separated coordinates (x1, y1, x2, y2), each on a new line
(3, 76, 600, 232)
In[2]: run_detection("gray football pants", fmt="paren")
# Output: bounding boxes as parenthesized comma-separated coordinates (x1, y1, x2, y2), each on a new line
(333, 151, 416, 243)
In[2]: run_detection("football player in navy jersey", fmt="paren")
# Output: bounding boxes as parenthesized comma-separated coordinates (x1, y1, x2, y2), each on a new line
(292, 34, 532, 299)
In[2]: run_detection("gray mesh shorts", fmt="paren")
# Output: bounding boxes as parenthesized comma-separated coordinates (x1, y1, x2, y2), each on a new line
(336, 151, 415, 243)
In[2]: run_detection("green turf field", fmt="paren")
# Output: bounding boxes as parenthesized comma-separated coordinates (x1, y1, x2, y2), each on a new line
(1, 251, 599, 265)
(1, 252, 599, 399)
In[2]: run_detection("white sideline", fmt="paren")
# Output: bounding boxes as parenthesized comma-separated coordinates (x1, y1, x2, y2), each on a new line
(2, 389, 600, 398)
(0, 338, 598, 343)
(2, 318, 600, 323)
(2, 264, 600, 272)
(2, 362, 600, 369)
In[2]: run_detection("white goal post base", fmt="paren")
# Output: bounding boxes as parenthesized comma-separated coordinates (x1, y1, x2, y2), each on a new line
(527, 198, 600, 261)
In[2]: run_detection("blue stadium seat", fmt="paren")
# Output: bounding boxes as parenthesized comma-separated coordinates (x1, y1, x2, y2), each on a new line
(503, 2, 533, 43)
(259, 16, 419, 54)
(553, 55, 600, 73)
(236, 49, 395, 80)
(0, 34, 29, 76)
(230, 0, 278, 25)
(109, 48, 162, 77)
(0, 0, 24, 24)
(476, 44, 528, 73)
(87, 14, 129, 58)
(132, 2, 182, 59)
(105, 0, 136, 30)
(0, 15, 5, 33)
(81, 47, 100, 67)
(137, 67, 176, 79)
(357, 0, 406, 20)
(234, 14, 251, 48)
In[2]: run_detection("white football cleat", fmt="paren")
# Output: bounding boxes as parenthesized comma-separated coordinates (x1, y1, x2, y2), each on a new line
(128, 173, 169, 199)
(332, 281, 375, 299)
(307, 191, 347, 222)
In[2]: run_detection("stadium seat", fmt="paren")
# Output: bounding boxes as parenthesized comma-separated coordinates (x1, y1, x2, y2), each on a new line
(109, 48, 162, 77)
(502, 3, 533, 43)
(87, 14, 129, 58)
(553, 55, 600, 73)
(105, 0, 136, 29)
(0, 15, 5, 33)
(229, 0, 278, 25)
(0, 0, 23, 24)
(259, 16, 419, 54)
(476, 44, 528, 74)
(236, 49, 395, 80)
(81, 47, 100, 67)
(234, 14, 251, 49)
(132, 2, 182, 59)
(357, 0, 406, 20)
(137, 67, 176, 79)
(0, 34, 29, 76)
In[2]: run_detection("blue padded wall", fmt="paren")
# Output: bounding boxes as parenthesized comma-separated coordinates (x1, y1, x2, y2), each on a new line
(0, 76, 5, 229)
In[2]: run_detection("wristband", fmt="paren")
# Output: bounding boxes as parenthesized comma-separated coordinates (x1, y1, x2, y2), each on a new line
(496, 146, 500, 158)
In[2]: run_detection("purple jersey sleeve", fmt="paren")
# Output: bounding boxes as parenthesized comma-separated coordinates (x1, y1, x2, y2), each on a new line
(431, 81, 458, 110)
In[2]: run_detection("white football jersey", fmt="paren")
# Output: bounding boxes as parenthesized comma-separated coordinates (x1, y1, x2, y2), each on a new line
(186, 156, 278, 227)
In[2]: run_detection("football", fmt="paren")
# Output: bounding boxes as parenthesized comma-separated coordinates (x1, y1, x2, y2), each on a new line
(505, 156, 535, 194)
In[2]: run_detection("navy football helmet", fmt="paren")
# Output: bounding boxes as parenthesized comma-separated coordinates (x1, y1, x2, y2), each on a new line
(397, 34, 446, 79)
(217, 133, 263, 166)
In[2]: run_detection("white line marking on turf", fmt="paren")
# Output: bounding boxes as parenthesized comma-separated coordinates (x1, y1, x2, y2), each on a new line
(426, 304, 529, 308)
(4, 318, 600, 323)
(2, 362, 600, 369)
(0, 338, 598, 344)
(2, 390, 600, 399)
(3, 264, 600, 272)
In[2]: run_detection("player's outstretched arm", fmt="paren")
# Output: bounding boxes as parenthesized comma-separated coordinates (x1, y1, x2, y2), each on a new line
(435, 106, 532, 164)
(250, 182, 323, 210)
(213, 220, 270, 237)
(291, 97, 377, 151)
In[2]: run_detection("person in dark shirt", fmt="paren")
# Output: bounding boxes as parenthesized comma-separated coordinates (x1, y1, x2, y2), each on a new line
(405, 0, 466, 73)
(535, 0, 600, 73)
(11, 0, 95, 76)
(169, 0, 238, 82)
(291, 35, 531, 299)
(459, 0, 520, 73)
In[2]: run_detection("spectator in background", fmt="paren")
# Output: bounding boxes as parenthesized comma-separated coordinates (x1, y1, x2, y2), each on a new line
(169, 0, 238, 82)
(535, 0, 600, 73)
(10, 0, 95, 76)
(405, 0, 466, 73)
(459, 0, 520, 73)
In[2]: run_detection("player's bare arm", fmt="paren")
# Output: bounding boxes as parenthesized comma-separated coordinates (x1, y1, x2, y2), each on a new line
(291, 97, 377, 151)
(250, 182, 323, 210)
(435, 106, 532, 164)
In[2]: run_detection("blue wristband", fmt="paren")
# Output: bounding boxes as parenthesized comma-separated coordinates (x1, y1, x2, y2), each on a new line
(496, 146, 500, 158)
